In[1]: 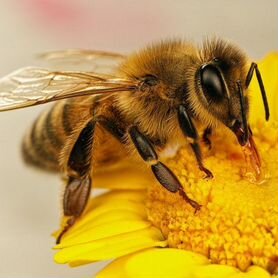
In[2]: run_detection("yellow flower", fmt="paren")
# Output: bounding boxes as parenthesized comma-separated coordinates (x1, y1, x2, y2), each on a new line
(54, 53, 278, 278)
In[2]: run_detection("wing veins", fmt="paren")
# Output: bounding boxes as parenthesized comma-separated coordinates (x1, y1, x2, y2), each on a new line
(0, 67, 139, 111)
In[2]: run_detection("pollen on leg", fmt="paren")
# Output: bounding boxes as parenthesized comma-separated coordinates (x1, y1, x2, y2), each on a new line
(147, 122, 278, 273)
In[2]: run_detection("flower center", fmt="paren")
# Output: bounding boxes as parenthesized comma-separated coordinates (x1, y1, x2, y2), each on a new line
(147, 121, 278, 273)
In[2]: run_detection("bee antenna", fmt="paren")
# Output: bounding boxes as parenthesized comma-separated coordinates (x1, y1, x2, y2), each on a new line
(246, 62, 270, 121)
(254, 64, 270, 121)
(237, 81, 249, 143)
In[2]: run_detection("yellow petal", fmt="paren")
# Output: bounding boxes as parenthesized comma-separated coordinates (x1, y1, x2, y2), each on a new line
(54, 188, 168, 266)
(54, 189, 146, 238)
(54, 227, 166, 266)
(53, 209, 146, 239)
(250, 52, 278, 123)
(74, 197, 147, 234)
(74, 209, 145, 231)
(97, 248, 272, 278)
(55, 190, 149, 248)
(229, 266, 271, 278)
(56, 219, 151, 248)
(86, 190, 146, 212)
(94, 163, 153, 190)
(96, 248, 209, 278)
(194, 264, 240, 278)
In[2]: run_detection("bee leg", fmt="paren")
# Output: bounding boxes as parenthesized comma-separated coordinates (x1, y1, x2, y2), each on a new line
(97, 116, 125, 140)
(178, 105, 213, 179)
(245, 62, 269, 120)
(57, 120, 95, 244)
(202, 127, 212, 150)
(129, 126, 201, 211)
(190, 142, 213, 179)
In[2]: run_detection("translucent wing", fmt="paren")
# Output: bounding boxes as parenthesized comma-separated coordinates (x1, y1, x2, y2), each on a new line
(0, 67, 139, 111)
(39, 49, 126, 73)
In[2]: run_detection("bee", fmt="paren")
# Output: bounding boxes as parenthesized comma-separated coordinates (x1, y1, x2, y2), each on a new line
(0, 39, 269, 243)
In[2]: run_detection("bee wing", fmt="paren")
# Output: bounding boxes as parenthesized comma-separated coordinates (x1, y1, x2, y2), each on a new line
(39, 49, 126, 73)
(0, 67, 139, 111)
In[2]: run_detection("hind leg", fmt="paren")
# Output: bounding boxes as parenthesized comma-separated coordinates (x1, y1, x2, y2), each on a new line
(57, 120, 95, 244)
(56, 116, 126, 244)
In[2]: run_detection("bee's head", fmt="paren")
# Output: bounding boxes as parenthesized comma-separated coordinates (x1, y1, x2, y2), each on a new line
(196, 39, 269, 146)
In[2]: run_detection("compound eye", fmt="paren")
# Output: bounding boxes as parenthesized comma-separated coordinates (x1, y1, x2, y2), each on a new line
(200, 64, 226, 102)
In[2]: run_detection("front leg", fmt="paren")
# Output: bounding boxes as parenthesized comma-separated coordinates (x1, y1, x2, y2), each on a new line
(57, 120, 95, 244)
(178, 105, 213, 179)
(129, 126, 201, 211)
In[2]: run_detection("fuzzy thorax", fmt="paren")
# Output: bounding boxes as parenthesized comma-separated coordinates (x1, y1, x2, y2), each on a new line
(116, 39, 250, 144)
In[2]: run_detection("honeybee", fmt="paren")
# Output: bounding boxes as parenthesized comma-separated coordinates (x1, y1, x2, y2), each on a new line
(0, 39, 269, 243)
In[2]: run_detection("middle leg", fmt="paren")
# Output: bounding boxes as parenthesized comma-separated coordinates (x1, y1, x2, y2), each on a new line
(129, 126, 201, 211)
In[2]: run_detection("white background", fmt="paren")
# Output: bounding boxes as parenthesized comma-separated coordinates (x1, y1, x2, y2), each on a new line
(0, 0, 277, 277)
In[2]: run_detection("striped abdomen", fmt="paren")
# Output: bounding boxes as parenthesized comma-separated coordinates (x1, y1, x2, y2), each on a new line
(21, 98, 94, 171)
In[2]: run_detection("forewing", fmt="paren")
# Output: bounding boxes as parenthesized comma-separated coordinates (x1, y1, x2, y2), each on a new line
(39, 49, 126, 73)
(0, 67, 139, 111)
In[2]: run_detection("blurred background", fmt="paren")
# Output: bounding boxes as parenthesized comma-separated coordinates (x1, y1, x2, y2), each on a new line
(0, 0, 277, 277)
